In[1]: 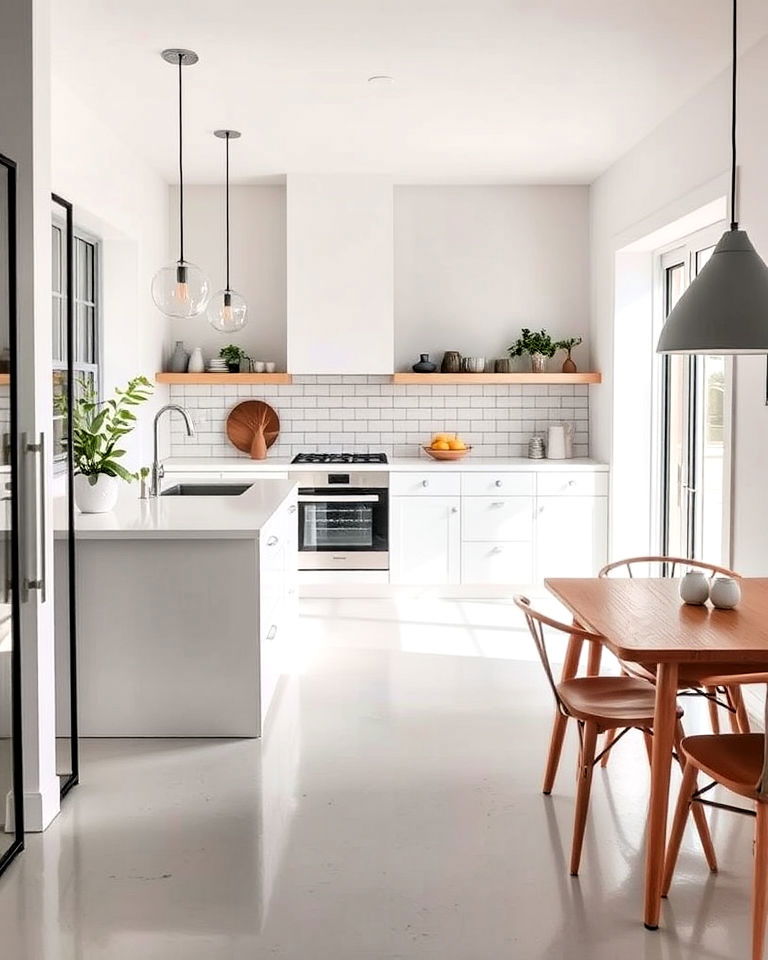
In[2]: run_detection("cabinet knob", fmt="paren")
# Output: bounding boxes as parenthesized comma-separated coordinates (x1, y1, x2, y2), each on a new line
(494, 479, 503, 487)
(568, 480, 576, 487)
(492, 501, 505, 507)
(491, 545, 502, 554)
(422, 479, 429, 487)
(288, 504, 297, 514)
(267, 535, 279, 546)
(451, 506, 458, 513)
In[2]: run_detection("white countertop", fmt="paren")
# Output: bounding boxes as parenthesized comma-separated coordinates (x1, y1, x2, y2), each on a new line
(164, 456, 608, 474)
(56, 478, 297, 540)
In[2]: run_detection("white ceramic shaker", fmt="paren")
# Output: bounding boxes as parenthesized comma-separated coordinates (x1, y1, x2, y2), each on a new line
(679, 570, 710, 605)
(710, 576, 741, 609)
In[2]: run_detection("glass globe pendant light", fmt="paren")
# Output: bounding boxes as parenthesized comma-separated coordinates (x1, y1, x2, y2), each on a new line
(657, 0, 768, 354)
(208, 129, 248, 333)
(151, 49, 210, 318)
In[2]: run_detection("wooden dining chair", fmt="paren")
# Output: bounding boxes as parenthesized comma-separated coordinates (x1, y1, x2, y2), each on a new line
(664, 691, 768, 960)
(599, 557, 754, 759)
(514, 595, 717, 877)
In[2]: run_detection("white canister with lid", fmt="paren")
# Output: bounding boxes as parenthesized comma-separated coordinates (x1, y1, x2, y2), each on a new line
(679, 570, 710, 605)
(710, 576, 741, 610)
(547, 424, 567, 460)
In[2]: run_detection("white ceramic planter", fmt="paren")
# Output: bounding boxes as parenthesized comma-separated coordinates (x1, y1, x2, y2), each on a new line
(74, 473, 119, 514)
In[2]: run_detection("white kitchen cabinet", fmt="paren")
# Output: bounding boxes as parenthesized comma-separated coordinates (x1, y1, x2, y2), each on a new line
(462, 541, 534, 584)
(390, 496, 461, 585)
(461, 496, 534, 542)
(534, 495, 608, 580)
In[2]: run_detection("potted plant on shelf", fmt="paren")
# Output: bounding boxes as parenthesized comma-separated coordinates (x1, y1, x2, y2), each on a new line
(556, 336, 583, 373)
(219, 344, 247, 373)
(63, 375, 153, 513)
(508, 329, 557, 373)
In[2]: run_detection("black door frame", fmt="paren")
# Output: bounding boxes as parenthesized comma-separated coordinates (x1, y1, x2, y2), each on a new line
(51, 192, 79, 799)
(0, 151, 25, 877)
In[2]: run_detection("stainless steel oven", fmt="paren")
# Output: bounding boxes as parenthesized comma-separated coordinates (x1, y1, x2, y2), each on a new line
(296, 471, 389, 570)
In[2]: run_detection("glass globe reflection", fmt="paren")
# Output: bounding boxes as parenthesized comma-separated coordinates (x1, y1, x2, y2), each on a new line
(208, 288, 248, 333)
(151, 260, 210, 319)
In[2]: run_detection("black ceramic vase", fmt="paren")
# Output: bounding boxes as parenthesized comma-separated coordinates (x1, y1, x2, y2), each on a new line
(412, 353, 437, 373)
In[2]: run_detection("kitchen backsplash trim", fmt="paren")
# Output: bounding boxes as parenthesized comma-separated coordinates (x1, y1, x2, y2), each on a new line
(168, 374, 589, 460)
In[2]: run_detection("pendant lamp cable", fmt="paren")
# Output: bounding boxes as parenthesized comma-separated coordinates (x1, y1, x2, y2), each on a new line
(730, 0, 738, 230)
(225, 133, 231, 291)
(178, 53, 185, 261)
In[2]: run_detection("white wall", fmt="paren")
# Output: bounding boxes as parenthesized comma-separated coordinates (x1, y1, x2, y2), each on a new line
(168, 184, 287, 369)
(51, 77, 170, 468)
(590, 34, 768, 574)
(394, 186, 590, 372)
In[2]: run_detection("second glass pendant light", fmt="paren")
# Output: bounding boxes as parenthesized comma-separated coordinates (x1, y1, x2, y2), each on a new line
(208, 129, 248, 333)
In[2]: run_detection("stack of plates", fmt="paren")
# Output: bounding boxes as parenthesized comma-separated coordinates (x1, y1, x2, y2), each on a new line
(207, 358, 228, 373)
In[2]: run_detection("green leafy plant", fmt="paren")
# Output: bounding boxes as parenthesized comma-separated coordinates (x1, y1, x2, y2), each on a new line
(219, 344, 247, 365)
(508, 329, 557, 359)
(556, 336, 583, 358)
(59, 376, 153, 484)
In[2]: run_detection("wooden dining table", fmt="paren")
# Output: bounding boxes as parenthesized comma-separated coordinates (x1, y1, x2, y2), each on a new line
(545, 576, 768, 931)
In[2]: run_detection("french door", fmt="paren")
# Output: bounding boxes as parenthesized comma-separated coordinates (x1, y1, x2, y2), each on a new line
(0, 153, 24, 874)
(659, 227, 731, 565)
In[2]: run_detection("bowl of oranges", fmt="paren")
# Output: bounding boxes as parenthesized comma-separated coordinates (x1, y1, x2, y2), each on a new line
(423, 433, 471, 461)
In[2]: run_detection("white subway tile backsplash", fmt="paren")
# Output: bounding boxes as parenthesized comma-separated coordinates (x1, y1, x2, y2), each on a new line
(168, 378, 591, 459)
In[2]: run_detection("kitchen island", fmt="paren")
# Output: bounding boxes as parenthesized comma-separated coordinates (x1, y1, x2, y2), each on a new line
(54, 479, 298, 738)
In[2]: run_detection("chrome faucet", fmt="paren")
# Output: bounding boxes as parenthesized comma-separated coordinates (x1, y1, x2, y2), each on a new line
(151, 404, 195, 497)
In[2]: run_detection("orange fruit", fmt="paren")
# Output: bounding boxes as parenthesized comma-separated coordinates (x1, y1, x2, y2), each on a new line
(448, 438, 466, 451)
(432, 440, 450, 451)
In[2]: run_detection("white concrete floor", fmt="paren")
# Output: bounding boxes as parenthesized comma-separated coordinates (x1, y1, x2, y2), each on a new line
(0, 597, 759, 959)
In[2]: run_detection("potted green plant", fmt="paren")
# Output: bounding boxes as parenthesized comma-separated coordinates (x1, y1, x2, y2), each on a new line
(508, 329, 557, 373)
(556, 336, 583, 373)
(62, 375, 153, 513)
(219, 344, 247, 373)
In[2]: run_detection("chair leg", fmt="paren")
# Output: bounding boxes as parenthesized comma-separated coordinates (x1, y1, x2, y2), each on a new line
(543, 710, 568, 795)
(706, 686, 721, 733)
(570, 721, 598, 877)
(674, 721, 717, 872)
(752, 803, 768, 960)
(600, 728, 618, 768)
(732, 686, 752, 734)
(662, 760, 698, 897)
(725, 688, 741, 733)
(643, 729, 654, 764)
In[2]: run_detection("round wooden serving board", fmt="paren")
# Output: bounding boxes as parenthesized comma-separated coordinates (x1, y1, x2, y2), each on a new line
(226, 400, 280, 457)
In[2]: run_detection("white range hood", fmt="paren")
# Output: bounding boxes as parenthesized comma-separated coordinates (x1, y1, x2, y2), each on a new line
(286, 174, 394, 375)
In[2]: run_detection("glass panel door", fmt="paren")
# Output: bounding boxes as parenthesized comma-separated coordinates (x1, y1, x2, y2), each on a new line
(660, 240, 729, 564)
(0, 152, 24, 875)
(51, 194, 79, 798)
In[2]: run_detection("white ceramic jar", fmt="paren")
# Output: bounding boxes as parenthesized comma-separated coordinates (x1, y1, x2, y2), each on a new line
(679, 570, 710, 605)
(710, 576, 741, 610)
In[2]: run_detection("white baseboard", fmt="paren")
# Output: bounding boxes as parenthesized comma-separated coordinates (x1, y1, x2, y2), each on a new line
(6, 783, 61, 833)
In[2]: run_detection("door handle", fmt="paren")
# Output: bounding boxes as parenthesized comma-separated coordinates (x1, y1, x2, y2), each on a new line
(23, 432, 47, 603)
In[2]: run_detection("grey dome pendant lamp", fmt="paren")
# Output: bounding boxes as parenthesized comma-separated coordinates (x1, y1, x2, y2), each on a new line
(208, 129, 248, 332)
(657, 0, 768, 355)
(151, 49, 210, 319)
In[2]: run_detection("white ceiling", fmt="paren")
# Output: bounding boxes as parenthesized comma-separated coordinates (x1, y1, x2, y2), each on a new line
(52, 0, 768, 185)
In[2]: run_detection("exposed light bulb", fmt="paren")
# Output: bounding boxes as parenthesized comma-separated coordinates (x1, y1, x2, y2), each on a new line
(175, 263, 189, 303)
(221, 291, 233, 325)
(207, 288, 247, 332)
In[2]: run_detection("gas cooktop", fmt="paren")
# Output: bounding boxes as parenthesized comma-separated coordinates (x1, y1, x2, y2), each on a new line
(291, 452, 388, 465)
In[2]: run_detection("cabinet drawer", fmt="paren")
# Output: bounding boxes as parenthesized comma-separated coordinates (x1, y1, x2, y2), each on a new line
(537, 471, 608, 497)
(389, 472, 461, 497)
(461, 541, 534, 585)
(462, 497, 534, 542)
(461, 472, 535, 496)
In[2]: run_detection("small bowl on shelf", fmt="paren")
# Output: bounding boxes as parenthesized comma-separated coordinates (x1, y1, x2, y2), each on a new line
(422, 445, 472, 461)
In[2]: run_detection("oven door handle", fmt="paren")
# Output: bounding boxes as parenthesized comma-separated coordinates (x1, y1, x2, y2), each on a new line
(298, 495, 380, 503)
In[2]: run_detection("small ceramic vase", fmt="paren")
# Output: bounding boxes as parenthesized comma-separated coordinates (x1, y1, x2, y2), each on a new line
(494, 358, 512, 373)
(530, 352, 547, 374)
(462, 357, 485, 373)
(412, 354, 437, 373)
(74, 473, 119, 514)
(188, 347, 205, 373)
(441, 351, 462, 373)
(562, 355, 577, 374)
(169, 340, 189, 373)
(679, 570, 710, 605)
(710, 576, 741, 610)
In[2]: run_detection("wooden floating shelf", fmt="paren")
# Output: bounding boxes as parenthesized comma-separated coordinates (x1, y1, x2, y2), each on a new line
(0, 374, 9, 385)
(156, 372, 293, 385)
(392, 372, 602, 384)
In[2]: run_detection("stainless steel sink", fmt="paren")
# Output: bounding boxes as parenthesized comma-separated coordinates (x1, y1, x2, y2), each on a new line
(160, 483, 252, 497)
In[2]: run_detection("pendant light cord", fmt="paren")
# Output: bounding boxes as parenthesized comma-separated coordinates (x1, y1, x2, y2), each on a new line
(730, 0, 738, 230)
(225, 133, 231, 291)
(178, 53, 185, 261)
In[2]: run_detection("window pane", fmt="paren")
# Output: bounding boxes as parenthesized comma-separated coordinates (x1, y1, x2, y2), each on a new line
(52, 368, 68, 462)
(700, 356, 726, 564)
